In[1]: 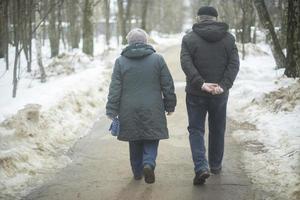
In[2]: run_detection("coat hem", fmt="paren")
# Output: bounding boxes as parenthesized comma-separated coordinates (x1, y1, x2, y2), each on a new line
(117, 136, 169, 142)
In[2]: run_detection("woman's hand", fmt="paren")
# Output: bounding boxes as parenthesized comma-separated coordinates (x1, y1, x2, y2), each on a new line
(107, 115, 114, 120)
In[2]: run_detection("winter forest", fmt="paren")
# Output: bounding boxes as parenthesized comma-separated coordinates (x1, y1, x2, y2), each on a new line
(0, 0, 300, 200)
(0, 0, 300, 97)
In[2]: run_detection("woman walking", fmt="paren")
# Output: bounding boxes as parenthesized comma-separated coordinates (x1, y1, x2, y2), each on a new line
(106, 28, 176, 184)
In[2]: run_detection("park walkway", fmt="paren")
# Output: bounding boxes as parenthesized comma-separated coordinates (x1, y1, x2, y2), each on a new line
(25, 45, 256, 200)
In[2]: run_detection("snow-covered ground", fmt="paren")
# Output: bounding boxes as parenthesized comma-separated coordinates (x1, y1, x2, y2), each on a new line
(229, 43, 300, 200)
(0, 33, 183, 199)
(0, 39, 114, 199)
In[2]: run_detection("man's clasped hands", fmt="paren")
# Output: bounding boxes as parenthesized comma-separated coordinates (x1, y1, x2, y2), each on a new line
(201, 83, 224, 95)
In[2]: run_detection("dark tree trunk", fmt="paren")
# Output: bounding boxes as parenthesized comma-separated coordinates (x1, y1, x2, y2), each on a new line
(241, 5, 246, 60)
(284, 0, 300, 77)
(0, 0, 4, 58)
(0, 0, 9, 70)
(4, 0, 9, 70)
(117, 0, 126, 45)
(141, 0, 149, 31)
(104, 0, 110, 46)
(82, 0, 94, 56)
(279, 0, 288, 48)
(66, 0, 80, 49)
(35, 1, 46, 83)
(48, 0, 61, 57)
(21, 0, 33, 72)
(12, 0, 21, 98)
(253, 0, 286, 69)
(125, 0, 132, 32)
(252, 13, 257, 44)
(241, 0, 254, 44)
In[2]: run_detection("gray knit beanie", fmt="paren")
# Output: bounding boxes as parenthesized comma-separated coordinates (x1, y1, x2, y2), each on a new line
(126, 28, 148, 45)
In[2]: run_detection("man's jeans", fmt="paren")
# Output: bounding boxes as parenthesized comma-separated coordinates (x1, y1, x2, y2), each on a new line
(186, 93, 228, 173)
(129, 140, 159, 177)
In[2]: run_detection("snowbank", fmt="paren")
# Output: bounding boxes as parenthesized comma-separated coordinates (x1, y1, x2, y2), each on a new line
(229, 43, 300, 200)
(0, 49, 113, 199)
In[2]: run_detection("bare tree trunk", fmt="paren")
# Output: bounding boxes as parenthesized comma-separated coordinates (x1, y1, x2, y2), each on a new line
(252, 14, 257, 44)
(66, 0, 80, 49)
(240, 0, 253, 44)
(42, 0, 48, 46)
(104, 0, 110, 46)
(232, 0, 241, 42)
(125, 0, 132, 32)
(240, 0, 246, 60)
(253, 0, 286, 69)
(35, 1, 46, 83)
(284, 0, 300, 77)
(82, 0, 94, 56)
(12, 0, 21, 98)
(48, 0, 61, 57)
(141, 0, 149, 31)
(279, 0, 288, 48)
(28, 0, 33, 72)
(58, 2, 66, 50)
(4, 0, 9, 70)
(241, 11, 246, 60)
(117, 0, 126, 45)
(0, 0, 4, 59)
(21, 0, 32, 72)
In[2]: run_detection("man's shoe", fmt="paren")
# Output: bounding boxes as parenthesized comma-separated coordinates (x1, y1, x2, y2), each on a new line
(143, 164, 155, 184)
(210, 167, 222, 175)
(193, 170, 210, 185)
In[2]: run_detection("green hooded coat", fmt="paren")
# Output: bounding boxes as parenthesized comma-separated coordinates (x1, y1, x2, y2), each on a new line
(106, 44, 177, 141)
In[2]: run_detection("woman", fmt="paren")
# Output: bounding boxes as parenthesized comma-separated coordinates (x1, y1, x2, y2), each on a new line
(106, 28, 176, 184)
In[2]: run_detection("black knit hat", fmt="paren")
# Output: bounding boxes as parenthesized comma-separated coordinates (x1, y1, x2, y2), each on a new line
(197, 6, 218, 17)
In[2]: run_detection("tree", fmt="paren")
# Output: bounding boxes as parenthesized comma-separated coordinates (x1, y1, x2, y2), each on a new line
(141, 0, 149, 31)
(253, 0, 286, 69)
(117, 0, 132, 45)
(237, 0, 255, 59)
(0, 0, 9, 70)
(21, 0, 34, 72)
(125, 0, 132, 31)
(12, 0, 21, 98)
(48, 0, 63, 57)
(35, 0, 46, 83)
(104, 0, 111, 46)
(284, 0, 300, 77)
(0, 0, 4, 59)
(66, 0, 80, 49)
(279, 0, 288, 48)
(3, 0, 9, 70)
(82, 0, 94, 56)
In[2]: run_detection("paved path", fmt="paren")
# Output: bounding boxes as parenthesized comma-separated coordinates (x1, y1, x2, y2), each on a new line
(25, 45, 256, 200)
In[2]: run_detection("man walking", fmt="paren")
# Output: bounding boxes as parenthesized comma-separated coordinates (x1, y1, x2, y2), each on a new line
(180, 6, 239, 185)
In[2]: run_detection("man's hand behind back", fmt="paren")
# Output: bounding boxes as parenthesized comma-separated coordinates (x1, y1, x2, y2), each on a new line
(201, 83, 224, 95)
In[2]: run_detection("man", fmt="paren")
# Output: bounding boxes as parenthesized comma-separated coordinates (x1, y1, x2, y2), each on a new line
(180, 6, 239, 185)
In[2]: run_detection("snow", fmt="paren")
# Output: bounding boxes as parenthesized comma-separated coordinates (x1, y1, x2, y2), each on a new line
(0, 36, 115, 199)
(0, 32, 183, 199)
(229, 43, 300, 200)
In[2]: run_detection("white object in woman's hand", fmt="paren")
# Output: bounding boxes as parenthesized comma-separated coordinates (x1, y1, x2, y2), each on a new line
(107, 115, 114, 120)
(167, 112, 174, 116)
